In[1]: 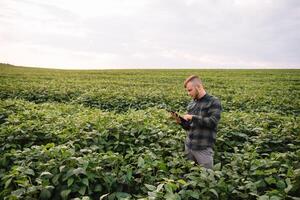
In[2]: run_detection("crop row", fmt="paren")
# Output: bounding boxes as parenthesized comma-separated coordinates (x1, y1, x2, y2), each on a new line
(0, 99, 299, 199)
(1, 65, 299, 114)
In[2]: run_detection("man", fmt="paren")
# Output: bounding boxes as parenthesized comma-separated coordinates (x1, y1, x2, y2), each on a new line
(171, 75, 222, 169)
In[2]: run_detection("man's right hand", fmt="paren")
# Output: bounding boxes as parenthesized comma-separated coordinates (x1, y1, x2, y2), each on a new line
(170, 112, 181, 124)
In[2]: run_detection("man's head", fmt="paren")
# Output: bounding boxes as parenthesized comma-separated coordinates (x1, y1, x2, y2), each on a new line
(184, 75, 205, 99)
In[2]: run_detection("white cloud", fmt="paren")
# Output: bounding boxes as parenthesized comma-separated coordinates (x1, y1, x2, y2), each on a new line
(0, 0, 299, 69)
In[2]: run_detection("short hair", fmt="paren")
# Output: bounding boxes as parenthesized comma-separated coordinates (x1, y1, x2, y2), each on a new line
(184, 75, 202, 88)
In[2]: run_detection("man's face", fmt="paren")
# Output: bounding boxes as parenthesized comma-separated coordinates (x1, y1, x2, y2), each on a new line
(186, 82, 199, 99)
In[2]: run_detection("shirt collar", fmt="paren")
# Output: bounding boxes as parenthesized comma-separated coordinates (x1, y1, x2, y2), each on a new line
(195, 93, 208, 102)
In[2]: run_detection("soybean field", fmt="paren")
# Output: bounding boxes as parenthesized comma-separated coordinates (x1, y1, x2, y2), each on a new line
(0, 63, 299, 200)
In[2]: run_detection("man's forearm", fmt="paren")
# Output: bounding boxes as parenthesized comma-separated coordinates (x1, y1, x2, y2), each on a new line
(191, 114, 220, 128)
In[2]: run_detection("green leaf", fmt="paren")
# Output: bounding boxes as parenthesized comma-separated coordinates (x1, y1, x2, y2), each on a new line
(40, 189, 51, 200)
(148, 191, 157, 199)
(164, 183, 174, 193)
(265, 168, 277, 175)
(177, 179, 187, 185)
(284, 178, 293, 193)
(258, 195, 269, 200)
(189, 191, 200, 199)
(270, 196, 282, 200)
(158, 162, 167, 171)
(138, 157, 144, 167)
(276, 180, 286, 189)
(12, 188, 26, 197)
(265, 177, 276, 185)
(100, 193, 109, 200)
(294, 168, 300, 176)
(27, 186, 38, 193)
(25, 168, 35, 176)
(45, 185, 55, 190)
(0, 156, 8, 167)
(67, 178, 74, 187)
(255, 170, 265, 175)
(209, 188, 219, 198)
(73, 167, 86, 175)
(40, 171, 53, 178)
(52, 174, 60, 185)
(126, 169, 132, 181)
(78, 186, 86, 195)
(115, 192, 131, 199)
(63, 168, 74, 181)
(255, 180, 266, 188)
(145, 184, 156, 191)
(82, 178, 89, 187)
(156, 183, 164, 192)
(59, 165, 66, 172)
(4, 178, 12, 188)
(60, 189, 71, 200)
(165, 192, 180, 200)
(213, 163, 221, 171)
(94, 184, 102, 192)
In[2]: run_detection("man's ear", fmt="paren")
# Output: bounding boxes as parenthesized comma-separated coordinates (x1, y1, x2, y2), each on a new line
(196, 85, 202, 93)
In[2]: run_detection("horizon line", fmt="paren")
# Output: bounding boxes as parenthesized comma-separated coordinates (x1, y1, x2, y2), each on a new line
(1, 62, 299, 70)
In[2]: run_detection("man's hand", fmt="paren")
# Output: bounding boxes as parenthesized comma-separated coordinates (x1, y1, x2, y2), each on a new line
(183, 114, 193, 121)
(170, 112, 181, 124)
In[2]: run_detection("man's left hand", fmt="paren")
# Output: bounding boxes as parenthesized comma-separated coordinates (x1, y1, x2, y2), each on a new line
(183, 114, 193, 121)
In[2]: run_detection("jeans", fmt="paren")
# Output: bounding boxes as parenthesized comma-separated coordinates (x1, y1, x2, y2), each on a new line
(185, 145, 214, 169)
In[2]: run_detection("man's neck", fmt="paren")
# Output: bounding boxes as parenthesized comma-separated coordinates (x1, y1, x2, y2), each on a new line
(196, 91, 206, 100)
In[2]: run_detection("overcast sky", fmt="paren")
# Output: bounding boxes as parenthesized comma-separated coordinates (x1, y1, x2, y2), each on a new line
(0, 0, 299, 69)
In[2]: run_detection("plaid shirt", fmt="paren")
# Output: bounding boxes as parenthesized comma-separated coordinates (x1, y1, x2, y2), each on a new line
(181, 93, 222, 150)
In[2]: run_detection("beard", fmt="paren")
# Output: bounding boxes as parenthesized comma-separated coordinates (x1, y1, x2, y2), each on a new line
(194, 87, 204, 100)
(193, 90, 200, 99)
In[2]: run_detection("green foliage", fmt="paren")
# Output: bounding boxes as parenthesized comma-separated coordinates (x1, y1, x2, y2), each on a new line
(0, 64, 299, 199)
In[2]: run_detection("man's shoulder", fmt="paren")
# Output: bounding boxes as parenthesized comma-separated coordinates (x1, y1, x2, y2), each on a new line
(207, 94, 220, 102)
(207, 95, 222, 110)
(203, 94, 221, 110)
